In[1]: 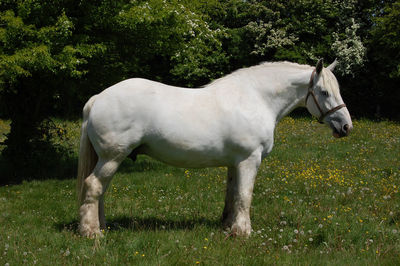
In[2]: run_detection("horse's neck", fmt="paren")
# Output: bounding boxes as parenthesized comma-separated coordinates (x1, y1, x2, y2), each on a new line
(208, 64, 313, 122)
(257, 67, 312, 122)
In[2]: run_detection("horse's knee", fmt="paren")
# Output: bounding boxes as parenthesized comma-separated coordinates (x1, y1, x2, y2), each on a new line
(82, 175, 103, 200)
(83, 159, 120, 197)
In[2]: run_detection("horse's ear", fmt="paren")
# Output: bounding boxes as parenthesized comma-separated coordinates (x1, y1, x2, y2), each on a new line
(327, 59, 338, 72)
(316, 58, 324, 74)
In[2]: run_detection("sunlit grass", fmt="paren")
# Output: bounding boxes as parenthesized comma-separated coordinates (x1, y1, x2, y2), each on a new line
(0, 117, 399, 265)
(0, 120, 10, 151)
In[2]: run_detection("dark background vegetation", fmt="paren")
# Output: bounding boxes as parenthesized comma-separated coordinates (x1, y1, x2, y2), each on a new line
(1, 0, 399, 183)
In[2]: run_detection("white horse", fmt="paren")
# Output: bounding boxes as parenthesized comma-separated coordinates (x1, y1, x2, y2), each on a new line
(77, 59, 352, 237)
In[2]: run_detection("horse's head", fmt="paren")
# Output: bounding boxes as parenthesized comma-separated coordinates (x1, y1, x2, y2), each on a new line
(306, 59, 353, 138)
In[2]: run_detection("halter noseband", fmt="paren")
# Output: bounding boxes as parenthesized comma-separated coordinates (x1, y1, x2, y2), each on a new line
(305, 69, 346, 124)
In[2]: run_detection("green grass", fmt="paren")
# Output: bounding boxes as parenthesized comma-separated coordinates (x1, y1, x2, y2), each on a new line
(0, 120, 10, 149)
(1, 117, 399, 265)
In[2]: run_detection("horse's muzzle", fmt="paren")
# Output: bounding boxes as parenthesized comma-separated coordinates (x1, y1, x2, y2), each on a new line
(332, 123, 352, 138)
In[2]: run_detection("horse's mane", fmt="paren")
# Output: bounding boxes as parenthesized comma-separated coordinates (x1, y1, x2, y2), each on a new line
(206, 61, 340, 98)
(258, 61, 312, 70)
(205, 61, 313, 87)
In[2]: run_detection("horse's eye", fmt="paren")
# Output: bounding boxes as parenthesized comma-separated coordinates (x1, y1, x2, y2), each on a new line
(321, 90, 329, 97)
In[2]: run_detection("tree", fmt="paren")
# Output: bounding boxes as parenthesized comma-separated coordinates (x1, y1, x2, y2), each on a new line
(0, 3, 105, 181)
(203, 0, 397, 117)
(367, 0, 400, 117)
(0, 0, 229, 182)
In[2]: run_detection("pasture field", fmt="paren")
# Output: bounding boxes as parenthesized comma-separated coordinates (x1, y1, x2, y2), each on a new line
(0, 117, 399, 265)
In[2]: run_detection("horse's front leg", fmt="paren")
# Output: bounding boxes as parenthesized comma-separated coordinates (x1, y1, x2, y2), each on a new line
(222, 149, 261, 236)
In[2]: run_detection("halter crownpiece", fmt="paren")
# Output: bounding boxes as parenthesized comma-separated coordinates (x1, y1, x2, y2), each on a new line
(305, 68, 346, 124)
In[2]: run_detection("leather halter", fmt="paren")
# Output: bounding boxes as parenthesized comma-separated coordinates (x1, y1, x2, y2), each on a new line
(305, 69, 346, 124)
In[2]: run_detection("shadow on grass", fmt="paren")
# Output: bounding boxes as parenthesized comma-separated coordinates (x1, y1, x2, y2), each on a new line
(0, 152, 170, 186)
(57, 216, 220, 234)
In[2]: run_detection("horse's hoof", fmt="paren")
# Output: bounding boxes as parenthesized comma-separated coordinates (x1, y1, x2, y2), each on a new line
(223, 221, 251, 238)
(79, 226, 103, 238)
(230, 223, 251, 237)
(82, 231, 103, 239)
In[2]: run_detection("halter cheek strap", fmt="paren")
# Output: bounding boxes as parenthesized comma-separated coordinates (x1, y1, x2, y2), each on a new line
(306, 69, 346, 124)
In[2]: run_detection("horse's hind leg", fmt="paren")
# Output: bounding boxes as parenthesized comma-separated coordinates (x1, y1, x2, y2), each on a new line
(79, 158, 121, 237)
(98, 195, 106, 230)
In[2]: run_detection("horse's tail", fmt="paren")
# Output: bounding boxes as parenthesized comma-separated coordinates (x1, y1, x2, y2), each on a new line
(77, 95, 98, 205)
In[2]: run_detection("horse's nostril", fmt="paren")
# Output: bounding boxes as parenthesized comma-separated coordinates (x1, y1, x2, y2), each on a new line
(342, 124, 351, 136)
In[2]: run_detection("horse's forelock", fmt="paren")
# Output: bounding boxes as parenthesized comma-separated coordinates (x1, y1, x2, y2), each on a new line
(321, 69, 341, 98)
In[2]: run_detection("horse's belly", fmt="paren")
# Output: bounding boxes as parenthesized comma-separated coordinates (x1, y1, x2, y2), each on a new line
(138, 140, 235, 168)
